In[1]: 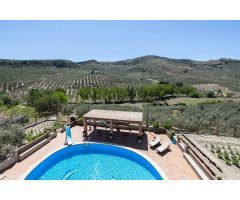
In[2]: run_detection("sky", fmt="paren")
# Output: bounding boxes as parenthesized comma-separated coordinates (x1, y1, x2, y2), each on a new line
(0, 20, 239, 62)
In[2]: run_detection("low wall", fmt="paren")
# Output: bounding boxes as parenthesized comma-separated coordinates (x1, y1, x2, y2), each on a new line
(177, 136, 217, 180)
(0, 131, 58, 173)
(17, 134, 49, 155)
(0, 154, 17, 173)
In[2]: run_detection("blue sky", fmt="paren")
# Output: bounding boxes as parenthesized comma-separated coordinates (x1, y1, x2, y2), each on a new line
(0, 20, 239, 61)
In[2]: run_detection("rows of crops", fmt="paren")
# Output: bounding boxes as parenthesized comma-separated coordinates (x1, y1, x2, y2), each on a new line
(0, 72, 148, 102)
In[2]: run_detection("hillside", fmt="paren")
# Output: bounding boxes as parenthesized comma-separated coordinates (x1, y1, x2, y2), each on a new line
(0, 55, 240, 101)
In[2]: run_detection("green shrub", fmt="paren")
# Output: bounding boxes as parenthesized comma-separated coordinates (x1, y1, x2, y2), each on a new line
(232, 159, 240, 167)
(206, 91, 216, 98)
(153, 121, 160, 129)
(0, 124, 25, 161)
(230, 149, 235, 155)
(224, 150, 230, 160)
(190, 91, 200, 98)
(225, 160, 232, 166)
(226, 92, 234, 98)
(211, 148, 215, 153)
(216, 146, 221, 153)
(162, 121, 172, 130)
(52, 121, 63, 129)
(26, 132, 45, 143)
(20, 115, 30, 124)
(218, 152, 223, 159)
(232, 155, 237, 160)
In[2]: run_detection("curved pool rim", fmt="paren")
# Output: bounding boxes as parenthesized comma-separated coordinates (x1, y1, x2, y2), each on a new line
(22, 142, 168, 180)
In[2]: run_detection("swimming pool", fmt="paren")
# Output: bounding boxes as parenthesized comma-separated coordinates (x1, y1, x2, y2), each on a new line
(24, 143, 166, 180)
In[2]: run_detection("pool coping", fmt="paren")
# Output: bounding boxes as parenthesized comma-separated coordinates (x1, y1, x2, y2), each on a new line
(21, 141, 168, 180)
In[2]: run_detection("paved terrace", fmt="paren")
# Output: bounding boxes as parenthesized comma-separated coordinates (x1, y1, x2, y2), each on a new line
(2, 126, 200, 180)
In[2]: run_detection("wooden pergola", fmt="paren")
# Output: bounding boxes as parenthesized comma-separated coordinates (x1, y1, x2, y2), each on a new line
(82, 109, 143, 137)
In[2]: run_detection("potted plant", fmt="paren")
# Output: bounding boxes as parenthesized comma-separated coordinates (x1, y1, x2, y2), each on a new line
(137, 135, 142, 144)
(152, 121, 160, 134)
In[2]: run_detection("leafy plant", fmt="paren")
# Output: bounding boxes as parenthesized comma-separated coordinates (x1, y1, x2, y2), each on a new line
(52, 121, 63, 129)
(225, 159, 232, 166)
(218, 152, 223, 159)
(211, 143, 215, 149)
(211, 148, 215, 153)
(153, 121, 160, 129)
(215, 146, 221, 153)
(224, 150, 230, 160)
(26, 132, 45, 143)
(0, 124, 25, 161)
(162, 120, 172, 130)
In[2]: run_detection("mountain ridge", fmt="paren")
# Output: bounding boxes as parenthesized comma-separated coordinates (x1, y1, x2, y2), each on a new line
(0, 55, 240, 68)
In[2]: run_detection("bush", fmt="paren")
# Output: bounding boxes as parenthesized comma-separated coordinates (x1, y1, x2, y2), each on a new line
(211, 148, 215, 153)
(232, 159, 240, 167)
(153, 121, 160, 129)
(169, 130, 175, 140)
(52, 121, 63, 129)
(230, 149, 235, 155)
(26, 132, 45, 143)
(232, 155, 237, 160)
(216, 146, 221, 153)
(218, 152, 223, 159)
(226, 92, 234, 97)
(225, 159, 232, 166)
(206, 91, 216, 98)
(224, 150, 230, 160)
(0, 124, 25, 161)
(20, 115, 29, 124)
(190, 91, 200, 98)
(162, 121, 172, 130)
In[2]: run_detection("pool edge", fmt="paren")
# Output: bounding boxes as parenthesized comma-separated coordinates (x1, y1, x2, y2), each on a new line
(21, 142, 168, 180)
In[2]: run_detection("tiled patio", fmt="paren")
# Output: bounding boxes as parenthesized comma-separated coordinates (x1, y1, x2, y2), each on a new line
(2, 126, 200, 180)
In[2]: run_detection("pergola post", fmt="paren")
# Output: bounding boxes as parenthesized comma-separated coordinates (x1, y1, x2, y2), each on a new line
(93, 119, 96, 130)
(110, 120, 113, 134)
(83, 117, 88, 136)
(115, 121, 119, 132)
(139, 121, 142, 135)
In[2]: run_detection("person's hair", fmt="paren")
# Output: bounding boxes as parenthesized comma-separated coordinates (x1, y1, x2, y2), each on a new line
(70, 116, 76, 122)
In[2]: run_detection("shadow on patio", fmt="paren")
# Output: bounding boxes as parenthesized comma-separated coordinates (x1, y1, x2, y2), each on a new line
(86, 128, 149, 151)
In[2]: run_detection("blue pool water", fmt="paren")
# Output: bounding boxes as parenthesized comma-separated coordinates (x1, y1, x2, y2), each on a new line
(25, 143, 163, 180)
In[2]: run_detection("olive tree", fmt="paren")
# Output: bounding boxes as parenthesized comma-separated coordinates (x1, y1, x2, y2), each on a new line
(0, 124, 25, 161)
